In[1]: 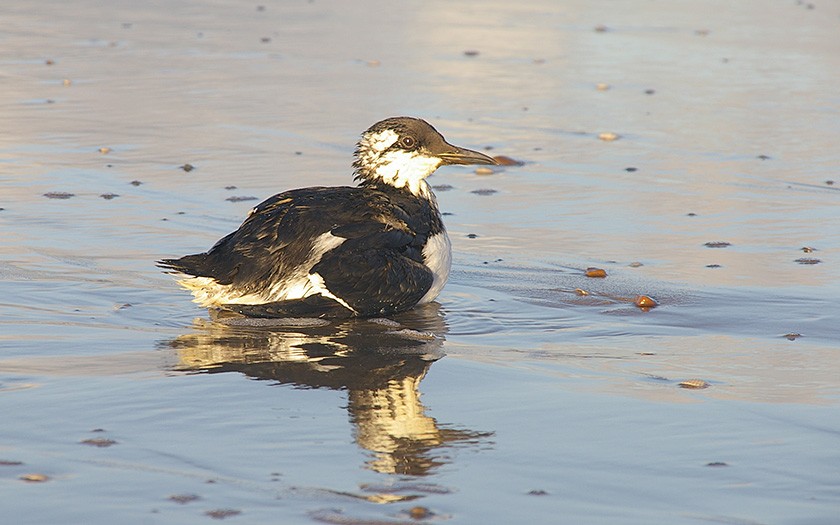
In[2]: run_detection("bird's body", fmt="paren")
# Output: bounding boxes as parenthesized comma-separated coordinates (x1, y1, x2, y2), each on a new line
(159, 117, 495, 318)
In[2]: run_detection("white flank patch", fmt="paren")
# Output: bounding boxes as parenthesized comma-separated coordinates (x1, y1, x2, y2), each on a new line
(179, 232, 347, 307)
(418, 230, 452, 304)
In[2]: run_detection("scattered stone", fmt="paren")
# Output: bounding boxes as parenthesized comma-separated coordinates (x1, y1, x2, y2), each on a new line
(801, 246, 816, 253)
(596, 82, 610, 91)
(687, 212, 697, 216)
(475, 167, 494, 175)
(224, 185, 237, 190)
(180, 163, 195, 172)
(466, 233, 478, 239)
(81, 438, 118, 448)
(408, 506, 433, 519)
(225, 196, 258, 202)
(598, 132, 620, 141)
(594, 24, 609, 32)
(100, 193, 119, 200)
(756, 154, 771, 160)
(634, 295, 657, 308)
(463, 50, 480, 57)
(205, 509, 241, 520)
(0, 460, 24, 466)
(527, 489, 549, 496)
(470, 188, 497, 196)
(366, 59, 381, 67)
(493, 155, 525, 166)
(826, 180, 834, 186)
(679, 379, 710, 389)
(625, 167, 637, 172)
(62, 78, 72, 86)
(45, 59, 55, 65)
(20, 474, 50, 483)
(44, 192, 75, 199)
(168, 494, 201, 504)
(628, 261, 643, 267)
(704, 241, 731, 248)
(695, 29, 711, 36)
(574, 288, 589, 296)
(585, 267, 607, 278)
(98, 147, 111, 154)
(130, 180, 143, 186)
(705, 264, 722, 268)
(644, 88, 656, 95)
(706, 462, 729, 467)
(794, 258, 821, 265)
(431, 184, 453, 191)
(260, 37, 271, 43)
(783, 333, 802, 341)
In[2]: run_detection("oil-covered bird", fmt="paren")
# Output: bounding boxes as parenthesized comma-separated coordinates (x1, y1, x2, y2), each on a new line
(158, 117, 497, 318)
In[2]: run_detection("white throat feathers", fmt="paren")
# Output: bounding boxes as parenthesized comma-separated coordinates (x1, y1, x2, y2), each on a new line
(354, 129, 442, 198)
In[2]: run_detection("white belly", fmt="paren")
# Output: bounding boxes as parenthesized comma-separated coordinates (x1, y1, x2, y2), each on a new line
(418, 230, 452, 304)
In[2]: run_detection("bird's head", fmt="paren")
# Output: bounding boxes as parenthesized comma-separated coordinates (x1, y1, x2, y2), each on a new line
(353, 117, 497, 198)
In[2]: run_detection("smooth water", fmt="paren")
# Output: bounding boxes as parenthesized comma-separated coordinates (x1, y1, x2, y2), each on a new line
(2, 1, 839, 523)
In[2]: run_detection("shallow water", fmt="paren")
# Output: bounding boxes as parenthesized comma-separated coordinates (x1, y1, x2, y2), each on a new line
(2, 1, 839, 523)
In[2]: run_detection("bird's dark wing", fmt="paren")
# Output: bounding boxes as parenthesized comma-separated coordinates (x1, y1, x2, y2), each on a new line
(158, 187, 393, 292)
(311, 228, 434, 317)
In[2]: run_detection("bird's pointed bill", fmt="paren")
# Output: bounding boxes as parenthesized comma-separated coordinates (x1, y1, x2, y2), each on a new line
(438, 145, 498, 166)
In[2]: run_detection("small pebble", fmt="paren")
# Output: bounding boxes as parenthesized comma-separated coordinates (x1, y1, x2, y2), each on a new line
(62, 78, 72, 86)
(705, 264, 722, 268)
(224, 185, 237, 190)
(678, 379, 710, 389)
(205, 509, 241, 520)
(45, 59, 55, 65)
(794, 258, 821, 265)
(80, 438, 118, 448)
(625, 167, 637, 172)
(687, 212, 697, 216)
(260, 37, 271, 43)
(463, 50, 480, 56)
(180, 163, 195, 172)
(100, 193, 119, 200)
(585, 267, 607, 278)
(756, 154, 771, 160)
(466, 233, 478, 239)
(825, 180, 834, 186)
(634, 295, 657, 308)
(130, 180, 142, 186)
(431, 184, 453, 191)
(704, 241, 731, 248)
(493, 155, 524, 166)
(226, 196, 258, 202)
(628, 261, 643, 267)
(800, 247, 816, 253)
(596, 82, 610, 91)
(644, 88, 656, 95)
(20, 474, 50, 483)
(783, 333, 802, 341)
(366, 59, 381, 67)
(574, 288, 589, 296)
(528, 489, 549, 496)
(408, 506, 432, 519)
(471, 188, 497, 196)
(474, 167, 494, 175)
(598, 132, 619, 141)
(168, 494, 201, 504)
(0, 460, 24, 466)
(594, 24, 609, 32)
(98, 147, 111, 154)
(706, 462, 729, 467)
(43, 192, 75, 199)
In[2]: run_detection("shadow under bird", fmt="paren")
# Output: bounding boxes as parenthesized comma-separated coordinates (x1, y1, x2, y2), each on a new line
(158, 116, 497, 318)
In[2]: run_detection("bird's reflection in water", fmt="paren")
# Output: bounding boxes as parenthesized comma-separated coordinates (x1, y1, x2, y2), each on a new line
(165, 303, 491, 477)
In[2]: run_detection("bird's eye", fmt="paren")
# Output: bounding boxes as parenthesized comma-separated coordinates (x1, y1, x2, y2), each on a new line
(400, 136, 416, 149)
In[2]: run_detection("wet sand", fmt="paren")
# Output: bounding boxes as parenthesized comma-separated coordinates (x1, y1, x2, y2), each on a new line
(1, 1, 839, 523)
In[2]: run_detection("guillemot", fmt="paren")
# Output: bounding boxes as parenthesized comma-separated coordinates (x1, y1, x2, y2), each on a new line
(158, 116, 497, 318)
